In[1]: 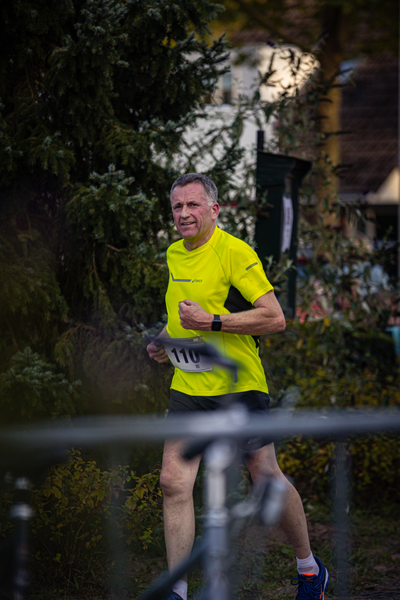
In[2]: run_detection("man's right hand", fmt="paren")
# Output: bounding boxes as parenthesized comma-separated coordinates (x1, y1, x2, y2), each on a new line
(146, 339, 170, 363)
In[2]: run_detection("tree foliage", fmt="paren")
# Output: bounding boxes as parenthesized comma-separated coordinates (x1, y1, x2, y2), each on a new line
(255, 45, 398, 372)
(212, 0, 399, 206)
(0, 0, 250, 421)
(216, 0, 398, 56)
(251, 46, 400, 507)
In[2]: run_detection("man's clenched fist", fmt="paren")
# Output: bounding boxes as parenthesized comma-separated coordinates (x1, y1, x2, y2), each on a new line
(178, 299, 213, 331)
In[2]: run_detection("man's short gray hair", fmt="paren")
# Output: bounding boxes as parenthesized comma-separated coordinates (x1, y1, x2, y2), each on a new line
(170, 173, 218, 206)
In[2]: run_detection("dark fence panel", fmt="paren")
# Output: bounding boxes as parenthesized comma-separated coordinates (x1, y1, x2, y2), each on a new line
(1, 408, 400, 599)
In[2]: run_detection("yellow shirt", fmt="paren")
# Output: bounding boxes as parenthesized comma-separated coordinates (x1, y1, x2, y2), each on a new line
(165, 226, 274, 395)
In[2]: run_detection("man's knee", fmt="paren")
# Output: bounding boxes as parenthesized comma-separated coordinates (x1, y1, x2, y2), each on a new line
(160, 461, 196, 500)
(246, 443, 285, 482)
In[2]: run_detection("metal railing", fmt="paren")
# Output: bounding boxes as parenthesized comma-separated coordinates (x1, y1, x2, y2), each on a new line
(1, 407, 400, 599)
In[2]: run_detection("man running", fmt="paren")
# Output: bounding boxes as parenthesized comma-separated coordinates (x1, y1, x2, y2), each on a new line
(146, 173, 329, 600)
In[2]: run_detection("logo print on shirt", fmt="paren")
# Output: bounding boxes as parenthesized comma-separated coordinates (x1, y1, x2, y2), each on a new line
(246, 262, 258, 271)
(171, 273, 203, 283)
(171, 273, 191, 282)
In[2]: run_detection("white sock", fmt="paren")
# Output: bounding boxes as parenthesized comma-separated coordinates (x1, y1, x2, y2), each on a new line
(296, 553, 319, 576)
(172, 579, 188, 600)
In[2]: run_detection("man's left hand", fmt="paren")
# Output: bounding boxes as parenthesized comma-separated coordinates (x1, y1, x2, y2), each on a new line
(179, 299, 213, 331)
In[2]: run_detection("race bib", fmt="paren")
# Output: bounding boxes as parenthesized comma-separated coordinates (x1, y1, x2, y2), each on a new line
(165, 336, 212, 372)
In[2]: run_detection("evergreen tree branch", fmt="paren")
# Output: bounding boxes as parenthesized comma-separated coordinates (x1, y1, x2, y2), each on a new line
(7, 321, 20, 351)
(106, 244, 122, 252)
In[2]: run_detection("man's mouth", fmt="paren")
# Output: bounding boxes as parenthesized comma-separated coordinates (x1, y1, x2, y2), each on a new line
(181, 221, 195, 226)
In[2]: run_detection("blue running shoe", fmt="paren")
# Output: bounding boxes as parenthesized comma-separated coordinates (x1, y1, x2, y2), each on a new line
(291, 557, 330, 600)
(163, 592, 183, 600)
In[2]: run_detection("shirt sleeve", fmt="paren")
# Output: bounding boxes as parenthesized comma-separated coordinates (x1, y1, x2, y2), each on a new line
(229, 241, 274, 305)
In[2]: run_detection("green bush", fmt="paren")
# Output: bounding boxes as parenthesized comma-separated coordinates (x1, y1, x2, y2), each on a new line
(261, 317, 400, 506)
(277, 434, 400, 506)
(122, 469, 164, 552)
(350, 434, 400, 503)
(0, 348, 81, 425)
(27, 448, 162, 592)
(263, 318, 399, 406)
(277, 438, 334, 502)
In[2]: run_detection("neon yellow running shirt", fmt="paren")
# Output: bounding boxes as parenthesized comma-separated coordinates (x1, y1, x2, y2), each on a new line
(165, 226, 274, 395)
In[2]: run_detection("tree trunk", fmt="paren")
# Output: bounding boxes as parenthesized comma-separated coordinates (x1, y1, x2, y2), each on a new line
(315, 6, 353, 228)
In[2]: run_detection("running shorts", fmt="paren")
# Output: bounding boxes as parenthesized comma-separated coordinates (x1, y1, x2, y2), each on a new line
(168, 389, 272, 451)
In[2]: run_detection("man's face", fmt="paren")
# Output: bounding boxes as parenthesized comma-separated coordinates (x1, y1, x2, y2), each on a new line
(171, 182, 219, 250)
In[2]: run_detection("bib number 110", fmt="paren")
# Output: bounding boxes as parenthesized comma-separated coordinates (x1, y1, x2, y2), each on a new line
(170, 347, 200, 365)
(165, 336, 212, 372)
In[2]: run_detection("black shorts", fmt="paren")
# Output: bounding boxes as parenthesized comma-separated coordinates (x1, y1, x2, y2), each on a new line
(168, 389, 272, 451)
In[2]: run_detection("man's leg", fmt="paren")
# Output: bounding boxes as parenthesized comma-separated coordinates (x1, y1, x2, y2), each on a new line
(245, 442, 311, 559)
(246, 443, 330, 599)
(160, 439, 202, 572)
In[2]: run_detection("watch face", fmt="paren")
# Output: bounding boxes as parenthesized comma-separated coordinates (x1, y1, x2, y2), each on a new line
(212, 317, 222, 331)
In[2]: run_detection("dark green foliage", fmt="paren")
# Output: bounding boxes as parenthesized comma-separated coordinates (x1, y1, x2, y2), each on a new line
(262, 318, 400, 507)
(23, 448, 162, 592)
(277, 434, 400, 507)
(262, 319, 398, 409)
(0, 0, 247, 421)
(0, 448, 164, 595)
(254, 48, 400, 508)
(0, 225, 69, 368)
(0, 347, 80, 423)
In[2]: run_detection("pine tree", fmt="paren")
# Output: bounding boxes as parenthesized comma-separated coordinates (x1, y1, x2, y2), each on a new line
(0, 0, 245, 420)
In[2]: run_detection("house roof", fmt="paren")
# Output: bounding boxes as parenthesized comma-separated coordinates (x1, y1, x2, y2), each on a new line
(340, 53, 399, 197)
(229, 31, 399, 199)
(229, 30, 398, 198)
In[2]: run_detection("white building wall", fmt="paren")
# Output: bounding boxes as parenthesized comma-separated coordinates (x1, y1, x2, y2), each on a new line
(184, 44, 317, 181)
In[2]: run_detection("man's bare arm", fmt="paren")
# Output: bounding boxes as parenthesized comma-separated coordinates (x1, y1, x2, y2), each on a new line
(146, 325, 170, 363)
(178, 291, 286, 335)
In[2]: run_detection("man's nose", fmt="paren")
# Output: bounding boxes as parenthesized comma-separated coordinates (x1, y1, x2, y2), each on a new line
(181, 203, 190, 218)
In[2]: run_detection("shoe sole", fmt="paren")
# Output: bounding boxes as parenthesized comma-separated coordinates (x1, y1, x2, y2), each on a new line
(322, 567, 330, 600)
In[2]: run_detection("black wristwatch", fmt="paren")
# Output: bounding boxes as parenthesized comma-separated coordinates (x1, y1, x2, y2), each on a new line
(211, 314, 222, 331)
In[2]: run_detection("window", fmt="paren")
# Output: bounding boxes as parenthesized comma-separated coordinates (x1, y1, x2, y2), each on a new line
(221, 72, 232, 104)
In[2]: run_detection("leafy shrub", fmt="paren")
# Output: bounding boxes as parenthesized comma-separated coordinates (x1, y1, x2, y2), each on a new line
(277, 434, 400, 507)
(122, 469, 163, 551)
(28, 448, 162, 592)
(277, 438, 334, 502)
(261, 316, 400, 506)
(0, 348, 81, 424)
(350, 434, 400, 503)
(262, 318, 399, 407)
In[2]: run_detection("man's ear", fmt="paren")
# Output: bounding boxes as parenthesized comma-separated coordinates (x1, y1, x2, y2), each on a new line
(212, 202, 220, 220)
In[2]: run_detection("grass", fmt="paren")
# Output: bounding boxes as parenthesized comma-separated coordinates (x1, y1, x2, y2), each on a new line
(123, 501, 400, 600)
(25, 501, 400, 600)
(227, 502, 400, 600)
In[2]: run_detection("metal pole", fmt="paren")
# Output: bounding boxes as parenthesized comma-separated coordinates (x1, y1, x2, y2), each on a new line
(257, 129, 265, 152)
(11, 477, 34, 600)
(106, 450, 131, 599)
(334, 442, 351, 600)
(202, 440, 236, 600)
